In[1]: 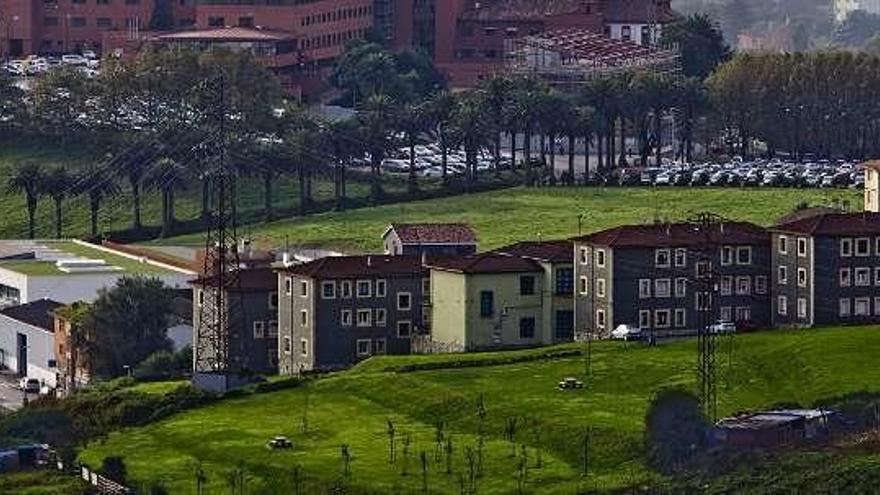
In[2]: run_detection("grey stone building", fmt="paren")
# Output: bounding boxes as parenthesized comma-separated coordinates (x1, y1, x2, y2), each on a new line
(572, 221, 771, 338)
(191, 267, 279, 378)
(277, 255, 427, 374)
(382, 223, 477, 257)
(772, 212, 880, 327)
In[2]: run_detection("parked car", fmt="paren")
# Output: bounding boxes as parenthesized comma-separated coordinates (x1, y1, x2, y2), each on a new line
(19, 377, 40, 394)
(709, 321, 737, 334)
(611, 324, 642, 341)
(61, 54, 87, 66)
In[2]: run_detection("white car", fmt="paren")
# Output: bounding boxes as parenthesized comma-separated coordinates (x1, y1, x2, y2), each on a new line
(611, 324, 642, 341)
(61, 54, 87, 66)
(709, 321, 737, 334)
(19, 377, 40, 394)
(81, 50, 97, 59)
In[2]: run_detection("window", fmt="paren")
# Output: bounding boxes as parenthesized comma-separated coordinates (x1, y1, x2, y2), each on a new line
(638, 279, 652, 299)
(695, 292, 712, 311)
(855, 297, 870, 316)
(778, 296, 788, 316)
(356, 339, 371, 356)
(839, 298, 851, 317)
(341, 309, 352, 326)
(580, 247, 589, 265)
(300, 339, 308, 356)
(674, 309, 686, 328)
(70, 17, 86, 27)
(718, 306, 731, 322)
(321, 281, 336, 299)
(397, 320, 411, 338)
(555, 268, 574, 295)
(422, 278, 430, 296)
(300, 310, 308, 327)
(285, 277, 292, 295)
(875, 297, 880, 316)
(840, 267, 852, 287)
(797, 298, 807, 318)
(375, 309, 387, 327)
(795, 268, 807, 288)
(797, 238, 808, 257)
(877, 238, 880, 256)
(735, 276, 751, 296)
(855, 267, 871, 286)
(841, 238, 853, 257)
(735, 306, 751, 322)
(654, 309, 671, 328)
(674, 248, 687, 267)
(356, 280, 371, 298)
(253, 321, 265, 339)
(197, 289, 205, 306)
(596, 309, 606, 329)
(238, 16, 254, 27)
(578, 277, 588, 295)
(638, 310, 651, 329)
(44, 17, 59, 26)
(720, 276, 733, 296)
(268, 292, 279, 309)
(778, 266, 788, 285)
(300, 281, 308, 297)
(96, 17, 112, 29)
(596, 249, 606, 268)
(97, 0, 109, 4)
(778, 236, 788, 255)
(875, 267, 880, 286)
(283, 337, 292, 354)
(597, 279, 606, 298)
(654, 279, 671, 298)
(341, 281, 352, 299)
(696, 261, 711, 278)
(721, 246, 733, 266)
(373, 339, 386, 355)
(376, 279, 387, 298)
(736, 246, 752, 265)
(655, 249, 671, 268)
(397, 292, 412, 311)
(621, 25, 632, 41)
(480, 291, 494, 317)
(755, 276, 768, 295)
(520, 276, 535, 296)
(208, 16, 225, 27)
(519, 317, 536, 339)
(356, 309, 372, 327)
(856, 238, 871, 257)
(674, 278, 687, 298)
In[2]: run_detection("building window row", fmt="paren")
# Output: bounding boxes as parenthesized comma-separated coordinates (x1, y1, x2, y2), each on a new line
(252, 320, 279, 339)
(356, 338, 386, 357)
(302, 28, 368, 50)
(838, 297, 880, 317)
(838, 266, 880, 287)
(320, 279, 387, 299)
(719, 306, 752, 323)
(720, 246, 753, 266)
(778, 235, 809, 257)
(638, 308, 686, 329)
(840, 237, 880, 257)
(654, 248, 688, 268)
(301, 4, 372, 27)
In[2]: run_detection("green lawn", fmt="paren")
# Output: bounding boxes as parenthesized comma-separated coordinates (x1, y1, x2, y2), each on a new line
(0, 240, 179, 276)
(158, 187, 860, 253)
(79, 326, 880, 494)
(0, 470, 87, 495)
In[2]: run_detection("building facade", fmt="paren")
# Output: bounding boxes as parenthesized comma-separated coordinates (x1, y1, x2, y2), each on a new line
(864, 162, 880, 213)
(382, 223, 477, 257)
(573, 222, 772, 338)
(0, 299, 62, 387)
(277, 255, 426, 374)
(771, 212, 880, 328)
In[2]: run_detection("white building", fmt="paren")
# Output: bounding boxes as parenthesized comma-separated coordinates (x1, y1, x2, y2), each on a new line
(865, 162, 880, 213)
(603, 0, 681, 46)
(835, 0, 880, 23)
(0, 240, 196, 306)
(0, 299, 63, 387)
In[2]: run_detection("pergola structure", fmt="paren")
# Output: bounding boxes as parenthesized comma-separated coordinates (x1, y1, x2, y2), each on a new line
(505, 28, 680, 83)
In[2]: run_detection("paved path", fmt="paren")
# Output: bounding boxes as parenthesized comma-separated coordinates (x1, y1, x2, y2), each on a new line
(0, 373, 27, 411)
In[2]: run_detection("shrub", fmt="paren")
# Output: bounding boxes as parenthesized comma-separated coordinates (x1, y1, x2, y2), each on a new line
(101, 456, 127, 483)
(133, 346, 191, 381)
(644, 388, 710, 475)
(383, 348, 582, 373)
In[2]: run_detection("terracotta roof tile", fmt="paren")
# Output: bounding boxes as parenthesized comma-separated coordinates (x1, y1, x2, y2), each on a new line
(428, 252, 543, 274)
(861, 161, 880, 172)
(574, 221, 768, 248)
(386, 223, 477, 245)
(494, 240, 573, 263)
(281, 255, 427, 279)
(773, 212, 880, 236)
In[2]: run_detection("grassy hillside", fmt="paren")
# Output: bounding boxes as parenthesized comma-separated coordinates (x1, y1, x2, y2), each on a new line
(79, 326, 880, 494)
(158, 187, 860, 252)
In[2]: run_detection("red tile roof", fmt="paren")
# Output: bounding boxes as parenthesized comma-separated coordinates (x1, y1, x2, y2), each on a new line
(385, 223, 477, 245)
(773, 212, 880, 236)
(861, 161, 880, 172)
(154, 27, 295, 43)
(603, 0, 681, 24)
(190, 267, 277, 291)
(281, 255, 426, 279)
(494, 240, 573, 263)
(574, 221, 768, 248)
(428, 252, 542, 274)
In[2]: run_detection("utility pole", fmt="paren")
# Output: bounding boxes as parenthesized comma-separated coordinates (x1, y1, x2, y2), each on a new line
(690, 212, 722, 422)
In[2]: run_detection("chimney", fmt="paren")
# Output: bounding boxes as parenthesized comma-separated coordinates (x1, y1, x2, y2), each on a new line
(282, 251, 291, 267)
(421, 251, 427, 266)
(367, 255, 372, 267)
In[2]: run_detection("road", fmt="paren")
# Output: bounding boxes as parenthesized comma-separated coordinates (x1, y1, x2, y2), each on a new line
(0, 372, 27, 411)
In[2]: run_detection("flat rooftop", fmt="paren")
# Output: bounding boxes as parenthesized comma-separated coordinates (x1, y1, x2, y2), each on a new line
(0, 240, 185, 277)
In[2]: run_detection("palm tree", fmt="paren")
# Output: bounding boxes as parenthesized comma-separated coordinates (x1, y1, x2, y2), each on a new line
(399, 101, 429, 194)
(148, 157, 189, 238)
(75, 163, 119, 238)
(452, 92, 493, 189)
(576, 105, 597, 183)
(7, 163, 45, 239)
(40, 166, 71, 239)
(358, 94, 396, 203)
(478, 74, 512, 168)
(284, 123, 323, 216)
(325, 118, 363, 211)
(425, 91, 456, 182)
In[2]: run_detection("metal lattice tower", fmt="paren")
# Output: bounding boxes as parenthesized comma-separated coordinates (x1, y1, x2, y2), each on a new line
(689, 212, 722, 422)
(193, 75, 244, 384)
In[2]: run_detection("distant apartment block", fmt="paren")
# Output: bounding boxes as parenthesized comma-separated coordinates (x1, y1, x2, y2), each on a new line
(382, 223, 477, 257)
(0, 299, 63, 388)
(277, 255, 426, 373)
(864, 162, 880, 213)
(771, 212, 880, 327)
(573, 222, 772, 337)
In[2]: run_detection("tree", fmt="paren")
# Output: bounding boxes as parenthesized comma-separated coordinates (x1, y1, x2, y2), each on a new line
(451, 92, 493, 188)
(75, 163, 119, 238)
(0, 72, 24, 135)
(424, 90, 457, 182)
(398, 101, 429, 193)
(283, 120, 324, 216)
(80, 277, 175, 378)
(358, 94, 396, 202)
(7, 163, 44, 239)
(644, 389, 709, 474)
(30, 66, 91, 146)
(101, 456, 127, 483)
(40, 166, 71, 239)
(477, 74, 512, 167)
(148, 0, 175, 31)
(662, 14, 732, 80)
(325, 117, 363, 210)
(147, 157, 189, 238)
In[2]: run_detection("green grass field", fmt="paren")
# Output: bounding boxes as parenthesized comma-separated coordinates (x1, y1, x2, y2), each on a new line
(79, 326, 880, 494)
(158, 187, 860, 253)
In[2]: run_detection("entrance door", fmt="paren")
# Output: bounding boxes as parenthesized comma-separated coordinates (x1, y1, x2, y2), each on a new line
(16, 333, 27, 376)
(8, 39, 23, 58)
(555, 310, 574, 341)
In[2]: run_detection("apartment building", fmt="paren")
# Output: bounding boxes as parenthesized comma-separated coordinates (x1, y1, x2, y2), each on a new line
(771, 212, 880, 327)
(382, 223, 477, 257)
(864, 162, 880, 213)
(572, 222, 772, 338)
(277, 255, 426, 374)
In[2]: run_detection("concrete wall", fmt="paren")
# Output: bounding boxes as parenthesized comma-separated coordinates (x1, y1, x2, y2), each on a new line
(0, 315, 56, 387)
(429, 269, 467, 349)
(0, 268, 192, 305)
